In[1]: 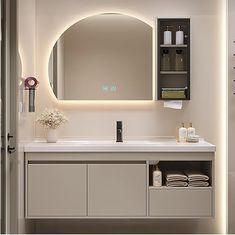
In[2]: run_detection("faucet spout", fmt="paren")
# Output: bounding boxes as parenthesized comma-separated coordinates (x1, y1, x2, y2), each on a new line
(116, 121, 123, 142)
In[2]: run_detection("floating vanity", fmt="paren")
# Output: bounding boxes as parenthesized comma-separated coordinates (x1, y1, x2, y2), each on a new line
(24, 139, 215, 219)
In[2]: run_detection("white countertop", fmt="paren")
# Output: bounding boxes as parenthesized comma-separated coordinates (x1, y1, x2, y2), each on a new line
(24, 138, 216, 153)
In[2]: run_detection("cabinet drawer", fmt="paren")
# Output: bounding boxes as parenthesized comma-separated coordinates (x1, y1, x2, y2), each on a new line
(149, 188, 212, 217)
(26, 164, 87, 218)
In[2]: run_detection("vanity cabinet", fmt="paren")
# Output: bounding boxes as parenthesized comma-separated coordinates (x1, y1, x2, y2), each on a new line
(88, 163, 146, 217)
(24, 150, 215, 219)
(26, 163, 87, 218)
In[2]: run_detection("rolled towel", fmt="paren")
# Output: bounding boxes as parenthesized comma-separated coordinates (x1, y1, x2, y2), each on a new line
(166, 181, 188, 187)
(188, 181, 209, 187)
(184, 170, 209, 182)
(165, 170, 188, 182)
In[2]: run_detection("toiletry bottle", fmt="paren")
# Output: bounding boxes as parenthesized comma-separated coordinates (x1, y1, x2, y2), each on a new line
(179, 123, 187, 142)
(163, 26, 172, 45)
(161, 49, 170, 71)
(153, 164, 162, 187)
(175, 49, 184, 71)
(176, 26, 184, 45)
(187, 122, 196, 137)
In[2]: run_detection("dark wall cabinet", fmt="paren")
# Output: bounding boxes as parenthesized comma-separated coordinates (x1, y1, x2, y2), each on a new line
(157, 18, 190, 100)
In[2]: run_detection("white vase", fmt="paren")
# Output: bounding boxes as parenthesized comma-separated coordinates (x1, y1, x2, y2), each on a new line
(47, 129, 58, 143)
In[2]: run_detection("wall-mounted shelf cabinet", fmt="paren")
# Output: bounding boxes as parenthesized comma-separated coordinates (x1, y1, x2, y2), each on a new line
(157, 18, 190, 100)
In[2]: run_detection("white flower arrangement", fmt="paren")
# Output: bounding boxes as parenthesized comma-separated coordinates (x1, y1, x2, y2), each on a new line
(36, 108, 68, 129)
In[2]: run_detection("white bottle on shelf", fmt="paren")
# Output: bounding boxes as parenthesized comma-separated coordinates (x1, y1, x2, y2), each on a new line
(153, 164, 162, 187)
(176, 26, 184, 45)
(179, 123, 187, 142)
(187, 122, 196, 137)
(163, 26, 172, 45)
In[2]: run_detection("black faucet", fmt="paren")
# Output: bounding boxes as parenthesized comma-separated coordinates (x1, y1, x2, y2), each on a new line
(116, 121, 123, 142)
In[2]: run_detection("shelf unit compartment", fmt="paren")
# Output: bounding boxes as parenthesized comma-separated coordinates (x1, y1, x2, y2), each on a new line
(149, 161, 212, 187)
(157, 18, 190, 100)
(160, 47, 188, 72)
(159, 74, 189, 100)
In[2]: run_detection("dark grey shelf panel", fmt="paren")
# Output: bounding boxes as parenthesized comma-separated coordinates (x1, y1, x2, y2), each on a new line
(160, 44, 188, 48)
(160, 71, 188, 75)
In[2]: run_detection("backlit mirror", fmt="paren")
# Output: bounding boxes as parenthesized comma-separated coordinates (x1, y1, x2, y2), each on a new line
(48, 14, 153, 100)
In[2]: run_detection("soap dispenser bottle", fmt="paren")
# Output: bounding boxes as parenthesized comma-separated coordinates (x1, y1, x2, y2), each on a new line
(163, 26, 172, 45)
(187, 122, 196, 137)
(153, 164, 162, 187)
(176, 26, 184, 45)
(179, 123, 187, 142)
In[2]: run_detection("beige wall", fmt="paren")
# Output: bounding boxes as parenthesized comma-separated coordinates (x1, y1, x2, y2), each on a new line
(18, 0, 226, 233)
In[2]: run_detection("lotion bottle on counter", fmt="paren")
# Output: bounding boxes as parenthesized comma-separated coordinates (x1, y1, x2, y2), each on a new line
(187, 122, 196, 137)
(153, 164, 162, 187)
(179, 123, 187, 142)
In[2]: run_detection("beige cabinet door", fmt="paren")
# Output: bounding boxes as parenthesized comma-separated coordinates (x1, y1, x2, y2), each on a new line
(27, 164, 87, 218)
(88, 164, 146, 217)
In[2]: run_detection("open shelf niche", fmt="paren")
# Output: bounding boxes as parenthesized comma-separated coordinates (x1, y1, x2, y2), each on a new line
(149, 161, 212, 188)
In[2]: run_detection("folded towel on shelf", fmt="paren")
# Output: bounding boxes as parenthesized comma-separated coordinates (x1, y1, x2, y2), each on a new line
(184, 171, 209, 182)
(165, 170, 188, 182)
(166, 181, 188, 187)
(188, 181, 210, 187)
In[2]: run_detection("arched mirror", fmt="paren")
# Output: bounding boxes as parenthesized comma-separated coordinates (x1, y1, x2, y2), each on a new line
(48, 14, 153, 100)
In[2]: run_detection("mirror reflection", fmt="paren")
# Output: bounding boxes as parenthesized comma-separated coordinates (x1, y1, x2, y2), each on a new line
(48, 14, 153, 100)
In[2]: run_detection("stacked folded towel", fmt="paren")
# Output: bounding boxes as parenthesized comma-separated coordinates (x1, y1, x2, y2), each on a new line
(165, 170, 188, 187)
(184, 171, 210, 187)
